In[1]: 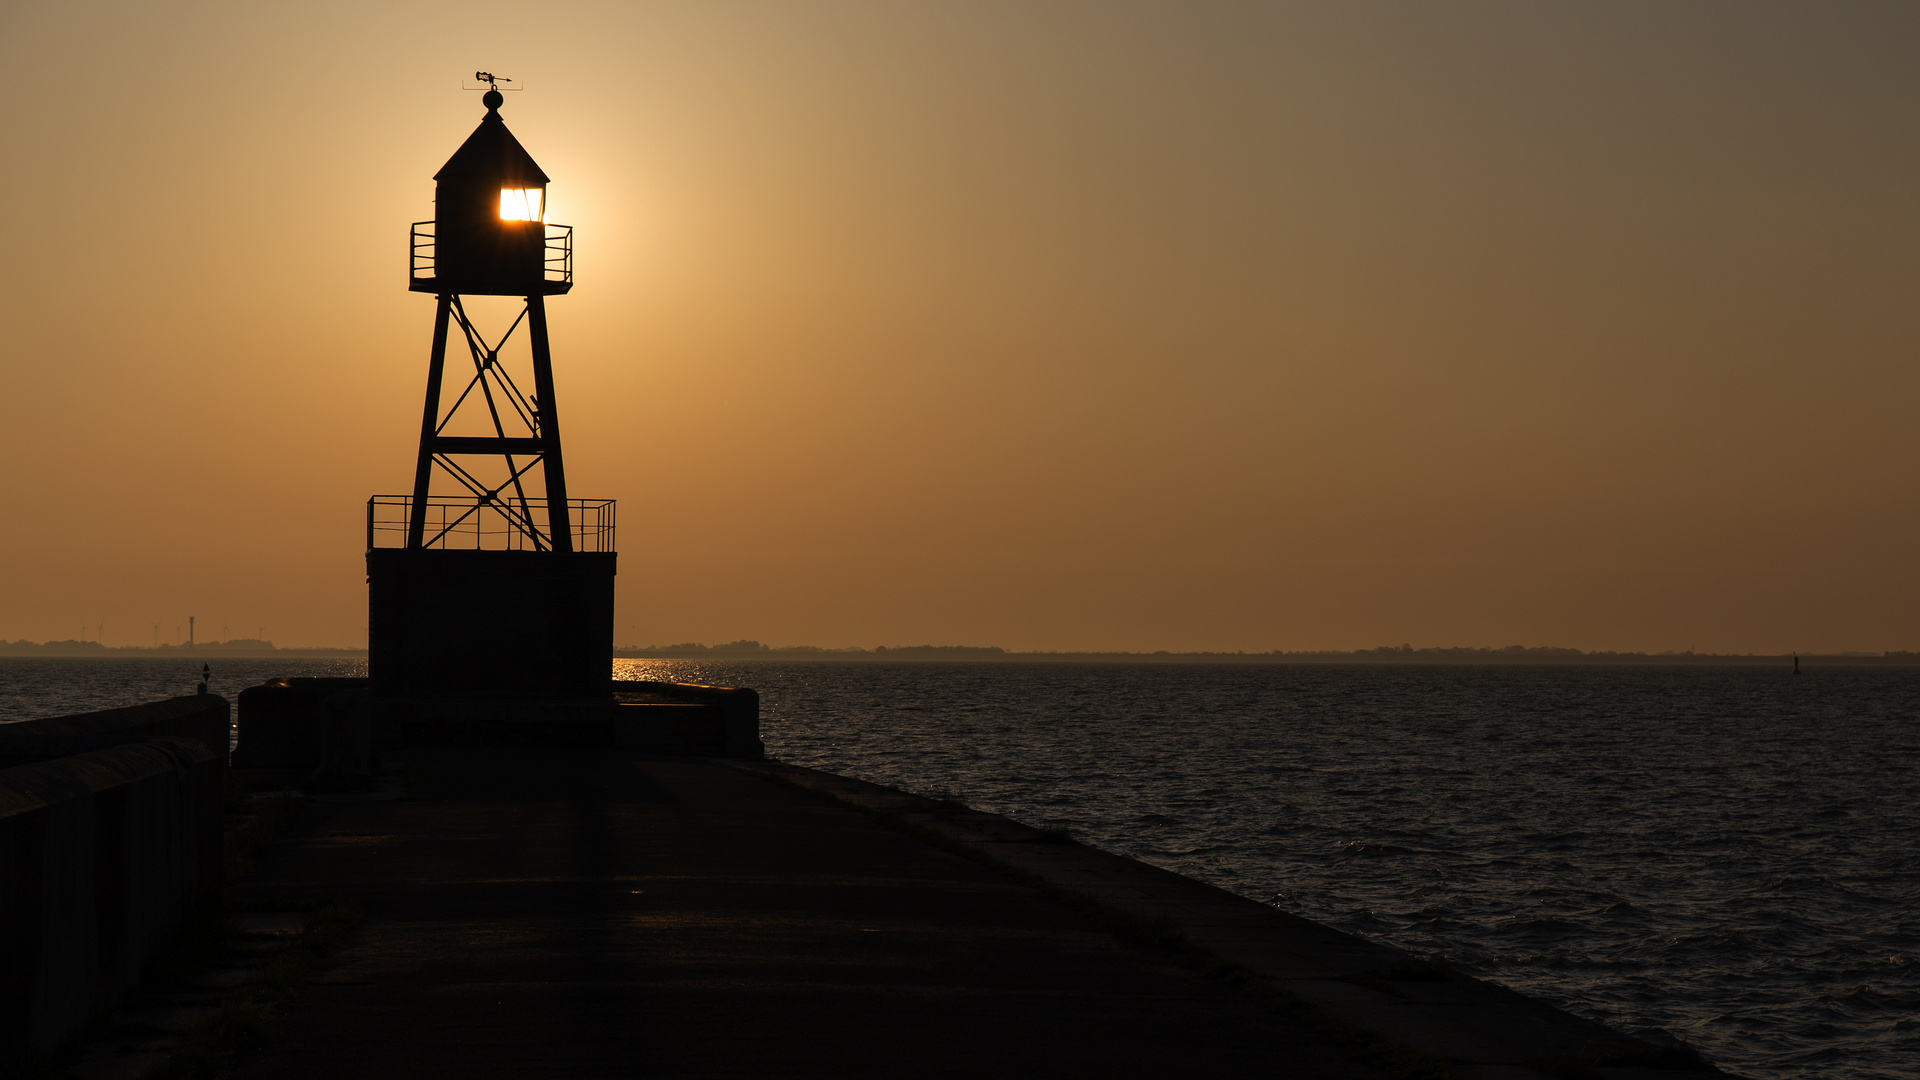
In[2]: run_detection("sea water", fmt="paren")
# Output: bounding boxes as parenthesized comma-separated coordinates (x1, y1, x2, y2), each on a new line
(6, 657, 1915, 1079)
(0, 657, 367, 722)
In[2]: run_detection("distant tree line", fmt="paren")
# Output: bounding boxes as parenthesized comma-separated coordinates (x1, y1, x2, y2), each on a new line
(613, 642, 1920, 664)
(0, 639, 362, 657)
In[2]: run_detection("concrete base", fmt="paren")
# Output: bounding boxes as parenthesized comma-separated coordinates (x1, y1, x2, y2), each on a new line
(367, 547, 615, 702)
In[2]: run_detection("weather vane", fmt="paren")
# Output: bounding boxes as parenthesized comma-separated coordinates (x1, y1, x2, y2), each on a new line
(468, 71, 522, 92)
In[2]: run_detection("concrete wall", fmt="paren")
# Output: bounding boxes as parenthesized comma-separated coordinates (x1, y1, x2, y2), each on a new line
(0, 737, 225, 1060)
(614, 681, 762, 759)
(235, 678, 371, 771)
(612, 703, 728, 755)
(0, 695, 230, 1062)
(0, 694, 233, 771)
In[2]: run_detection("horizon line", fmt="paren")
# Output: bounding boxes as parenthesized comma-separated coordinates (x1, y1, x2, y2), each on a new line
(0, 638, 1914, 664)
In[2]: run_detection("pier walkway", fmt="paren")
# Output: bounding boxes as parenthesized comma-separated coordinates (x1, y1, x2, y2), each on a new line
(231, 748, 1388, 1079)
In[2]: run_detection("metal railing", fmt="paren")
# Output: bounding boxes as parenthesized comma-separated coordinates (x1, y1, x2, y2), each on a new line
(542, 223, 572, 284)
(410, 220, 435, 283)
(367, 495, 614, 552)
(409, 221, 573, 288)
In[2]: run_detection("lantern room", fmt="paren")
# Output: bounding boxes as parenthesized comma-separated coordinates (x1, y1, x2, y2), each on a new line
(410, 87, 572, 296)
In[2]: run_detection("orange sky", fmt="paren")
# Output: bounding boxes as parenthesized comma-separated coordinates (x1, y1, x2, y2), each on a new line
(2, 1, 1916, 653)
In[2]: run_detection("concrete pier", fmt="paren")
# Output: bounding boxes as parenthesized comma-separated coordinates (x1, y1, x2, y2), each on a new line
(0, 695, 230, 1061)
(230, 747, 1382, 1078)
(226, 746, 1724, 1080)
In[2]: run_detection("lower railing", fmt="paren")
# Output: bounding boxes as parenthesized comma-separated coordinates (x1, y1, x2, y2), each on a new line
(367, 495, 615, 552)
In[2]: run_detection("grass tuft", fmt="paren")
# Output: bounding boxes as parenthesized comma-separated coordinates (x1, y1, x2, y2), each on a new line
(141, 898, 366, 1080)
(223, 790, 306, 883)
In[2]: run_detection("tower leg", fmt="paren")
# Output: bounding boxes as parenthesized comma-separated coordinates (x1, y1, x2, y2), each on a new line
(408, 295, 453, 549)
(527, 295, 574, 553)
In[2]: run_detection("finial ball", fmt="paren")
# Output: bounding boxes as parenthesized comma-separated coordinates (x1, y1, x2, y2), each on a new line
(483, 88, 504, 111)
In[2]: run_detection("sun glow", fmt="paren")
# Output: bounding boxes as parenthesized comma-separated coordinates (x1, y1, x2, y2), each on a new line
(499, 188, 543, 221)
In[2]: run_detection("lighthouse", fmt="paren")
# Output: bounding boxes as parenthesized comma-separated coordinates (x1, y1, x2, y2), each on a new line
(367, 77, 616, 734)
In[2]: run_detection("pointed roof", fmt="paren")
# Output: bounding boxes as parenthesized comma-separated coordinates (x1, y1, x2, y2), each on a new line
(434, 102, 550, 185)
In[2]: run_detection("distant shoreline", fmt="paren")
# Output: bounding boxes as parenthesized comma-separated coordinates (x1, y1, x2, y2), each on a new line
(0, 641, 363, 659)
(4, 640, 1914, 666)
(610, 645, 1920, 665)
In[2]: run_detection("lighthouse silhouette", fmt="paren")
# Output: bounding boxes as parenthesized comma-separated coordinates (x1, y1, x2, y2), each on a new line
(367, 77, 616, 735)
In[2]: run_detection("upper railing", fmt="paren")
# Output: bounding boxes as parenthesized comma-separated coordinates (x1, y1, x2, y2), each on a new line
(409, 221, 573, 294)
(409, 221, 431, 285)
(542, 223, 572, 286)
(367, 495, 614, 553)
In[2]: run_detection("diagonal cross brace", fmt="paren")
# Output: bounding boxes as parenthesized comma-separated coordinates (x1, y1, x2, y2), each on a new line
(407, 293, 574, 553)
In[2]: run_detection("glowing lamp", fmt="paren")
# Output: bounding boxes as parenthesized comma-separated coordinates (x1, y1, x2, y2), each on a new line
(499, 188, 543, 222)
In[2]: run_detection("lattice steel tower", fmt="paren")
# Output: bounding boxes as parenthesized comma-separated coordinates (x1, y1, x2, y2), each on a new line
(368, 79, 616, 723)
